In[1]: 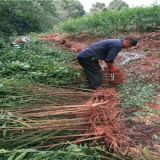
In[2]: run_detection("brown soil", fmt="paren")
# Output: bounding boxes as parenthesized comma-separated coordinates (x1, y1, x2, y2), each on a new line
(150, 103, 160, 110)
(126, 52, 160, 83)
(39, 32, 160, 52)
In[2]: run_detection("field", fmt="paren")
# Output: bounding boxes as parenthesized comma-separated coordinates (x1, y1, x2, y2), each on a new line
(0, 5, 160, 160)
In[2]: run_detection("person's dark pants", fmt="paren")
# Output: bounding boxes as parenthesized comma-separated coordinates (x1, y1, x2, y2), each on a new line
(77, 56, 102, 89)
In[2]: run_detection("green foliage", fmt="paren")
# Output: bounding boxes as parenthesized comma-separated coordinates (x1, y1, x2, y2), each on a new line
(0, 0, 85, 36)
(0, 78, 42, 108)
(108, 0, 129, 10)
(0, 145, 126, 160)
(90, 2, 106, 13)
(0, 0, 57, 35)
(55, 6, 160, 37)
(54, 0, 85, 20)
(0, 40, 82, 108)
(118, 81, 158, 108)
(0, 41, 80, 85)
(0, 36, 8, 49)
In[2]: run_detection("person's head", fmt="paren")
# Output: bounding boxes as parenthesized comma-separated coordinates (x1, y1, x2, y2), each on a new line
(122, 36, 138, 48)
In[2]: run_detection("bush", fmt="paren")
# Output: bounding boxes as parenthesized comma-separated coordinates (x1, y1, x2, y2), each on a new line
(55, 6, 160, 37)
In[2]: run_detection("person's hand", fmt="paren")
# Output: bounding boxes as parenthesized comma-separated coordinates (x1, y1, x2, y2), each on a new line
(107, 63, 120, 73)
(110, 66, 120, 73)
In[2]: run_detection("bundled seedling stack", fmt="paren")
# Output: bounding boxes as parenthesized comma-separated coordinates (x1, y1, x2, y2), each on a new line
(1, 89, 131, 154)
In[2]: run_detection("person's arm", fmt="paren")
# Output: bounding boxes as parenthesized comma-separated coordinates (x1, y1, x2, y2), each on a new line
(105, 47, 121, 73)
(105, 47, 121, 63)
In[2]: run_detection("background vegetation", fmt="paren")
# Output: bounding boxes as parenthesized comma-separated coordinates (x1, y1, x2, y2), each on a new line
(0, 0, 85, 37)
(55, 6, 160, 37)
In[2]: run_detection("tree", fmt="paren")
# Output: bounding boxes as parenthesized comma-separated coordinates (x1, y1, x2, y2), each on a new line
(54, 0, 85, 20)
(90, 2, 106, 13)
(108, 0, 129, 10)
(0, 0, 57, 36)
(0, 0, 85, 36)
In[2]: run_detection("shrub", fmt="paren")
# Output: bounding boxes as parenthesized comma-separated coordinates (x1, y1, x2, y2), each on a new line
(55, 6, 160, 37)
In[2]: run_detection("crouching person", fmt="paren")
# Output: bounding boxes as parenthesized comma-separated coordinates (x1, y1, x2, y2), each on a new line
(77, 36, 138, 89)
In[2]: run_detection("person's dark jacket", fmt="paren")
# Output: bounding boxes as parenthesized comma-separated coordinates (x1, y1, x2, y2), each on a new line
(78, 39, 122, 63)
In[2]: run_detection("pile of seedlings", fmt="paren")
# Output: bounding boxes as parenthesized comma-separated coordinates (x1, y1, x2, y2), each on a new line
(1, 89, 131, 154)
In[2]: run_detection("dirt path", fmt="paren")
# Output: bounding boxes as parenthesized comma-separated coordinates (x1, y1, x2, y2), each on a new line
(39, 32, 160, 51)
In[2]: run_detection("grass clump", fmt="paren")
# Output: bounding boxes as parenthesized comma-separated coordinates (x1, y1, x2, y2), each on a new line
(118, 81, 158, 108)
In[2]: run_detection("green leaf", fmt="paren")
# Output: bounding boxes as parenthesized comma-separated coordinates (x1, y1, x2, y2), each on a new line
(0, 149, 10, 154)
(14, 152, 28, 160)
(3, 129, 8, 138)
(8, 152, 17, 160)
